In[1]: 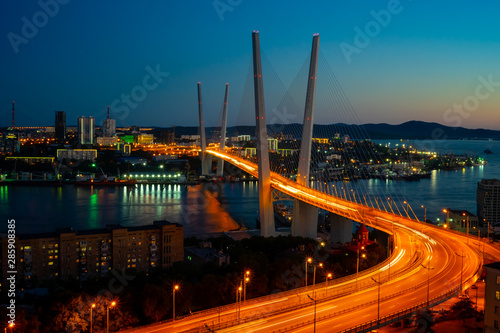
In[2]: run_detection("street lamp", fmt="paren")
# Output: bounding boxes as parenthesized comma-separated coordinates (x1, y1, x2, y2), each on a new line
(356, 245, 366, 288)
(462, 212, 469, 244)
(313, 262, 323, 291)
(90, 303, 96, 333)
(305, 257, 312, 287)
(421, 205, 426, 223)
(443, 209, 449, 227)
(237, 286, 242, 321)
(173, 285, 179, 321)
(106, 301, 116, 333)
(4, 323, 14, 333)
(325, 272, 332, 295)
(371, 272, 382, 324)
(421, 259, 434, 307)
(456, 251, 465, 295)
(243, 270, 251, 301)
(307, 293, 317, 333)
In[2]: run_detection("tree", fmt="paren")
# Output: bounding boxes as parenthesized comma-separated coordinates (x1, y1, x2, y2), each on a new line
(49, 293, 139, 332)
(450, 298, 477, 322)
(141, 284, 171, 322)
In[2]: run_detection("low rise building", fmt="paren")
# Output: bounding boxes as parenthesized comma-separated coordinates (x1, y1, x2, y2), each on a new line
(57, 149, 97, 161)
(185, 241, 230, 267)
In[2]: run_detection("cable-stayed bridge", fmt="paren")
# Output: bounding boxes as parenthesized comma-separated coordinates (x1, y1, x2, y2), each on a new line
(125, 32, 500, 332)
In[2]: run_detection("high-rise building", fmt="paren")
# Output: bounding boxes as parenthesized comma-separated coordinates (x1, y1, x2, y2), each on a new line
(77, 116, 95, 144)
(477, 179, 500, 224)
(102, 106, 116, 137)
(161, 130, 175, 145)
(55, 111, 66, 142)
(483, 262, 500, 332)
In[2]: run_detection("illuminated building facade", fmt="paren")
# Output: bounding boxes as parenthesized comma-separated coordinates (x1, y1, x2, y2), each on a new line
(0, 221, 183, 289)
(77, 116, 95, 144)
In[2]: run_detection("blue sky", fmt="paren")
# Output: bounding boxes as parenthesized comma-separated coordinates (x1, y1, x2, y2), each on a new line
(1, 0, 500, 129)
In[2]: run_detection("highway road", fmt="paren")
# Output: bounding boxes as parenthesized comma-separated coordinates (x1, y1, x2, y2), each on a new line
(121, 148, 497, 332)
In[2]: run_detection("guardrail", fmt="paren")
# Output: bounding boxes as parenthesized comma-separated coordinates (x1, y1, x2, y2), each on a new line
(271, 286, 460, 333)
(120, 238, 406, 333)
(180, 251, 428, 333)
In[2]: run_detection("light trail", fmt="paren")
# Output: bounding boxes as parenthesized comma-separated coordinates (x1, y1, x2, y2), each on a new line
(122, 148, 492, 333)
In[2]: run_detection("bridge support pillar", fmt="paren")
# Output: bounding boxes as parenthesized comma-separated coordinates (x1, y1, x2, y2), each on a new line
(292, 200, 318, 239)
(292, 34, 320, 239)
(329, 214, 353, 244)
(197, 82, 209, 175)
(252, 31, 275, 237)
(203, 155, 212, 175)
(216, 83, 229, 178)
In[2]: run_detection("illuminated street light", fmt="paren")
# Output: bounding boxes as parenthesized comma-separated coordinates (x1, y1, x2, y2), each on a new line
(371, 272, 383, 325)
(173, 285, 179, 321)
(4, 323, 14, 333)
(305, 257, 312, 287)
(421, 205, 427, 223)
(90, 303, 96, 333)
(421, 259, 435, 307)
(307, 293, 317, 333)
(443, 209, 449, 227)
(462, 212, 469, 244)
(237, 285, 243, 321)
(312, 262, 323, 291)
(325, 272, 332, 295)
(106, 301, 116, 333)
(356, 245, 366, 289)
(456, 251, 466, 296)
(243, 270, 251, 301)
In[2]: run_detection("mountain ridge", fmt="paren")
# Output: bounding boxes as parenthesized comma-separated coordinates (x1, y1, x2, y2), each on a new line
(159, 120, 500, 140)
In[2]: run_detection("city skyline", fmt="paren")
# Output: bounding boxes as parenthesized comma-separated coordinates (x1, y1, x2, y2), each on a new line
(2, 1, 500, 129)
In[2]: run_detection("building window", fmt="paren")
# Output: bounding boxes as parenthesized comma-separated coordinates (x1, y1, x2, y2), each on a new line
(496, 291, 500, 300)
(495, 320, 499, 330)
(495, 306, 500, 315)
(497, 276, 500, 285)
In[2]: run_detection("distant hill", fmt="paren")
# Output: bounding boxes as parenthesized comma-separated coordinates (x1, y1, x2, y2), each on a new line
(159, 121, 500, 140)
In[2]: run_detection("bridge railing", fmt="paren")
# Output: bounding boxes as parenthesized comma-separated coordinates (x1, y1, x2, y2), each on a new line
(119, 239, 418, 333)
(178, 249, 428, 333)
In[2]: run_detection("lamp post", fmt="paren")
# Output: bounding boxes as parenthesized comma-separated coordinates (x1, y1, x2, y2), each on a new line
(106, 301, 116, 333)
(237, 285, 242, 321)
(463, 213, 469, 244)
(312, 262, 323, 291)
(305, 257, 312, 287)
(421, 259, 434, 307)
(421, 205, 426, 223)
(90, 303, 96, 333)
(443, 209, 449, 227)
(307, 293, 317, 333)
(243, 270, 250, 301)
(456, 251, 465, 295)
(173, 285, 179, 321)
(356, 246, 366, 288)
(325, 272, 332, 296)
(4, 323, 14, 333)
(371, 272, 382, 324)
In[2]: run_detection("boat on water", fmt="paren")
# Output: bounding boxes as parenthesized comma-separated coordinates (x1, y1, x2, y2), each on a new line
(484, 149, 494, 154)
